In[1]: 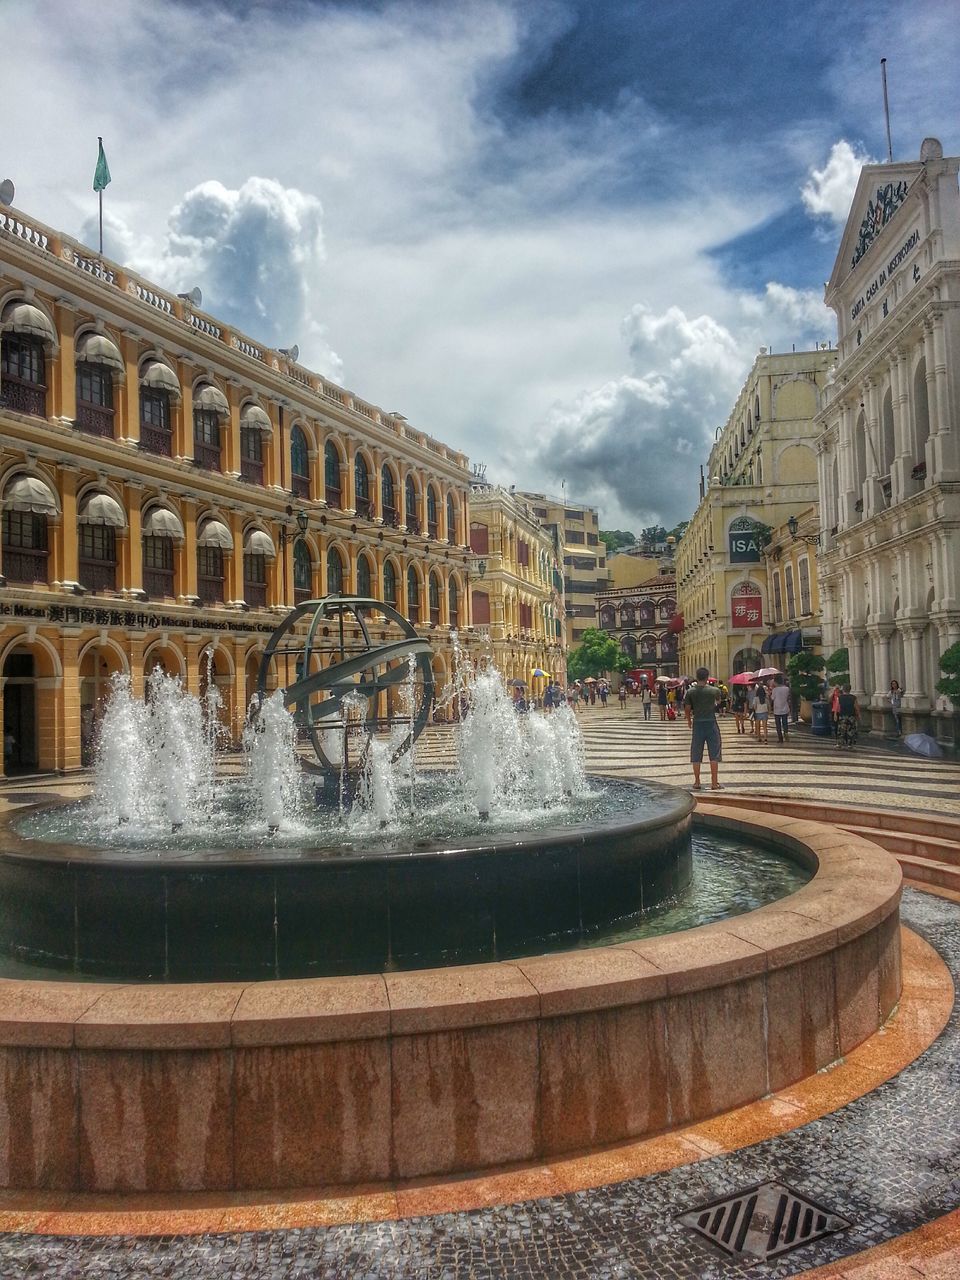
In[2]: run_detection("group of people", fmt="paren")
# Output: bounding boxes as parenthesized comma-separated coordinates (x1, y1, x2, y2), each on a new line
(567, 680, 610, 708)
(730, 674, 794, 743)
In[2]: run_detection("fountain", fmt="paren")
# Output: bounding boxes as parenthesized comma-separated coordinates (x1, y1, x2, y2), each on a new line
(0, 598, 902, 1194)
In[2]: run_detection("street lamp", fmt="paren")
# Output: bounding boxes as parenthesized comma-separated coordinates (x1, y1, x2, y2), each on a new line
(786, 514, 821, 546)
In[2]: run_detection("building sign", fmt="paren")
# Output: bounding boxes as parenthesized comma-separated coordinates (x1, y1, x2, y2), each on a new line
(849, 226, 921, 323)
(0, 599, 278, 634)
(731, 585, 763, 629)
(850, 179, 909, 271)
(728, 517, 763, 563)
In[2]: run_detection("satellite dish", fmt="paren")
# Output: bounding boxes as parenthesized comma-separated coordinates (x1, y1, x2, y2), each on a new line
(0, 179, 15, 207)
(177, 286, 202, 307)
(279, 344, 299, 362)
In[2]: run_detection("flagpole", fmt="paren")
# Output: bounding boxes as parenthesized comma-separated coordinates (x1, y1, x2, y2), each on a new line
(98, 137, 104, 255)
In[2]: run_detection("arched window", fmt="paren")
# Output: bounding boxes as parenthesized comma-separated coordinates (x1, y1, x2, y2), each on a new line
(1, 300, 54, 418)
(291, 426, 310, 498)
(428, 572, 441, 625)
(326, 545, 344, 595)
(324, 441, 341, 507)
(914, 358, 931, 468)
(142, 506, 184, 600)
(660, 633, 678, 661)
(599, 605, 616, 629)
(75, 332, 122, 439)
(732, 647, 762, 676)
(621, 635, 638, 660)
(78, 491, 125, 594)
(197, 517, 232, 605)
(407, 565, 420, 623)
(405, 475, 420, 534)
(243, 528, 274, 609)
(446, 492, 457, 543)
(448, 578, 460, 628)
(383, 559, 397, 606)
(293, 540, 312, 602)
(355, 454, 371, 517)
(639, 634, 657, 662)
(658, 598, 676, 622)
(620, 603, 636, 627)
(191, 383, 228, 471)
(139, 361, 179, 457)
(356, 553, 372, 598)
(1, 474, 58, 584)
(381, 466, 397, 527)
(426, 486, 438, 538)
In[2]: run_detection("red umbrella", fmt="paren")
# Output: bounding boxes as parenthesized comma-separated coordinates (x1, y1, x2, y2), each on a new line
(729, 671, 756, 685)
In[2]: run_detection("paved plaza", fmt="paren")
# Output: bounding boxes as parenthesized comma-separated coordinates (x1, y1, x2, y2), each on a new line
(0, 716, 958, 1278)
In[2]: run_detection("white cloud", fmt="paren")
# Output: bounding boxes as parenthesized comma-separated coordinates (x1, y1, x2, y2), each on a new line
(801, 140, 875, 223)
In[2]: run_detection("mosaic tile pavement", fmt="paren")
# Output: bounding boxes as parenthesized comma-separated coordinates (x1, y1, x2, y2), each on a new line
(0, 888, 957, 1278)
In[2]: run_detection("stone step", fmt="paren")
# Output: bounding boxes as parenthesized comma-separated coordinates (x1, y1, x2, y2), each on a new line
(896, 854, 960, 892)
(698, 791, 960, 844)
(840, 824, 960, 868)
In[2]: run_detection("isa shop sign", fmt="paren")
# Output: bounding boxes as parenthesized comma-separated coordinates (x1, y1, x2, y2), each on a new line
(729, 521, 763, 563)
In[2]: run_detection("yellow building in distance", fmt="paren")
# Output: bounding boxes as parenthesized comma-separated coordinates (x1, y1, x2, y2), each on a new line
(467, 476, 565, 688)
(759, 505, 823, 668)
(0, 204, 475, 772)
(676, 348, 835, 679)
(514, 491, 604, 653)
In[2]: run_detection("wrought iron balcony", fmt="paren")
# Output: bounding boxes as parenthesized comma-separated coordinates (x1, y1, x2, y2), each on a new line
(194, 441, 222, 472)
(291, 473, 310, 500)
(1, 547, 48, 583)
(78, 559, 117, 593)
(76, 402, 115, 438)
(144, 567, 174, 599)
(198, 576, 224, 605)
(240, 456, 264, 485)
(1, 378, 47, 418)
(140, 424, 173, 457)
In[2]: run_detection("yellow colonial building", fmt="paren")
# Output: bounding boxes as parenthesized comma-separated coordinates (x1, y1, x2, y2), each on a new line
(467, 476, 565, 687)
(515, 491, 604, 651)
(0, 204, 475, 773)
(677, 348, 835, 678)
(759, 505, 823, 668)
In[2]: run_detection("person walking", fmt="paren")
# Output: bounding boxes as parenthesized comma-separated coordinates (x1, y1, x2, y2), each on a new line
(771, 674, 792, 743)
(657, 682, 668, 721)
(642, 685, 652, 721)
(746, 681, 758, 736)
(599, 681, 609, 708)
(732, 683, 747, 734)
(684, 667, 723, 791)
(753, 680, 770, 742)
(837, 684, 860, 749)
(889, 680, 903, 736)
(618, 683, 627, 710)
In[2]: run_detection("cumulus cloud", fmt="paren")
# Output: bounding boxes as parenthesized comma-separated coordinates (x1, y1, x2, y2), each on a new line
(801, 140, 875, 223)
(82, 178, 342, 380)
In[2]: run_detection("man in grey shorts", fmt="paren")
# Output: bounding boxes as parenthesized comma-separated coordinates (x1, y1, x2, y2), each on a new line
(683, 666, 723, 791)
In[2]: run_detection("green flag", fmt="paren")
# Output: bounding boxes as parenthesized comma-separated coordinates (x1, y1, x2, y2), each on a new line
(93, 138, 111, 192)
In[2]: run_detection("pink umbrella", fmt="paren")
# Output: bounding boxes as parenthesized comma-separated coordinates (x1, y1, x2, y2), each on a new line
(729, 671, 756, 685)
(756, 666, 779, 678)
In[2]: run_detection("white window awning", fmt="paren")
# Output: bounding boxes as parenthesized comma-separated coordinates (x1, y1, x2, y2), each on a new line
(1, 473, 60, 515)
(193, 383, 230, 416)
(240, 403, 272, 434)
(78, 492, 126, 528)
(140, 361, 181, 399)
(142, 506, 185, 540)
(1, 301, 57, 346)
(76, 331, 124, 372)
(244, 528, 276, 559)
(197, 519, 233, 550)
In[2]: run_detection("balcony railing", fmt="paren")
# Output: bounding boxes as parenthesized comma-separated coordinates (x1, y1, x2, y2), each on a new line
(430, 607, 441, 626)
(325, 485, 342, 508)
(1, 546, 48, 583)
(198, 576, 224, 605)
(428, 520, 438, 540)
(140, 424, 173, 457)
(79, 559, 117, 593)
(382, 507, 400, 529)
(406, 513, 421, 536)
(76, 402, 115, 438)
(144, 567, 174, 599)
(194, 441, 222, 472)
(355, 495, 372, 519)
(409, 604, 421, 624)
(294, 586, 311, 604)
(244, 582, 267, 608)
(291, 473, 310, 500)
(241, 456, 264, 485)
(1, 378, 46, 418)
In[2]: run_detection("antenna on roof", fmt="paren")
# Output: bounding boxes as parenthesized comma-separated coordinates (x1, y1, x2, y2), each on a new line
(881, 59, 893, 163)
(0, 179, 15, 206)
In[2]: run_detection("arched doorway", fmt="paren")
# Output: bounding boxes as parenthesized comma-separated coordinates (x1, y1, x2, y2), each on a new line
(79, 642, 126, 765)
(2, 648, 38, 772)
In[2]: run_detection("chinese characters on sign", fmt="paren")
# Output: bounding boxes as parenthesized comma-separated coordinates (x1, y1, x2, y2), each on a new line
(731, 593, 763, 629)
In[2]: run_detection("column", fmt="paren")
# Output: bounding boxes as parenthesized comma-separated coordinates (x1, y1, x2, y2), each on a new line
(180, 497, 199, 603)
(227, 509, 245, 607)
(121, 332, 141, 445)
(223, 381, 241, 478)
(343, 439, 357, 514)
(233, 636, 248, 742)
(844, 628, 866, 702)
(127, 632, 146, 700)
(862, 379, 884, 517)
(900, 624, 927, 710)
(55, 467, 79, 588)
(265, 403, 281, 490)
(931, 312, 959, 480)
(124, 483, 144, 598)
(184, 635, 203, 696)
(869, 625, 893, 706)
(54, 302, 77, 423)
(177, 362, 195, 462)
(438, 486, 448, 542)
(837, 403, 857, 526)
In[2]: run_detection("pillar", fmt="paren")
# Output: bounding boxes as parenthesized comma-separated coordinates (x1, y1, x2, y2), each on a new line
(55, 303, 77, 423)
(180, 498, 199, 603)
(227, 510, 245, 607)
(177, 364, 194, 462)
(343, 439, 357, 514)
(57, 467, 79, 587)
(224, 382, 241, 478)
(124, 483, 143, 597)
(121, 332, 141, 445)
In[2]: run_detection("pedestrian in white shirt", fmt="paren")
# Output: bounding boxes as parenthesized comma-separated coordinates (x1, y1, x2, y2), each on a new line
(771, 674, 792, 742)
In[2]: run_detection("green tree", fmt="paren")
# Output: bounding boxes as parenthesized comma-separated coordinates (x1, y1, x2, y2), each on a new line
(824, 647, 850, 687)
(786, 650, 825, 702)
(640, 524, 667, 552)
(567, 628, 620, 681)
(936, 640, 960, 702)
(667, 520, 689, 543)
(599, 529, 636, 554)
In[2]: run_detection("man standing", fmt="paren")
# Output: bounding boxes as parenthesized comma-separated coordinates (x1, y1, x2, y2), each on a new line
(771, 673, 792, 743)
(683, 666, 723, 792)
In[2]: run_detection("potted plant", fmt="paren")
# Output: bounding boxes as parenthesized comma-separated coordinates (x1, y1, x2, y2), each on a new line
(786, 650, 825, 721)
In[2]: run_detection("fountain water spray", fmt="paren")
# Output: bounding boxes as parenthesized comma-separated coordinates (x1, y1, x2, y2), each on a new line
(243, 690, 302, 833)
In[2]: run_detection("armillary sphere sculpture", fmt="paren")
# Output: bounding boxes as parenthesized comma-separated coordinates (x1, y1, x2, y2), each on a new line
(257, 596, 435, 780)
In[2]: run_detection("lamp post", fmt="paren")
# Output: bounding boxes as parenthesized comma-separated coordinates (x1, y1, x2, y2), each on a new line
(787, 514, 821, 546)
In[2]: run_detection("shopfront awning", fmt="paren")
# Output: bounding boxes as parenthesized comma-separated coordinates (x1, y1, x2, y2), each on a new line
(140, 361, 181, 399)
(240, 403, 272, 434)
(194, 383, 230, 416)
(198, 519, 233, 550)
(1, 473, 59, 515)
(78, 492, 126, 527)
(761, 629, 803, 655)
(244, 528, 276, 559)
(76, 331, 124, 372)
(1, 301, 57, 346)
(142, 506, 185, 540)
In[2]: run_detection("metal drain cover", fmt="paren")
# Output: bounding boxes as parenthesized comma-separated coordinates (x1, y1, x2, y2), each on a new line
(678, 1181, 851, 1261)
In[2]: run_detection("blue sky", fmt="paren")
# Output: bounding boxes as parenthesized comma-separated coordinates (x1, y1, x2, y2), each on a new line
(6, 0, 959, 529)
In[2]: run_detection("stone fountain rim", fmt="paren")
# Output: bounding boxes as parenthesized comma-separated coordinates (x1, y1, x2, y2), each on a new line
(1, 774, 695, 869)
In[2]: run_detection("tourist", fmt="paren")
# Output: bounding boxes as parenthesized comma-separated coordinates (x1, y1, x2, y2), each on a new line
(771, 674, 792, 743)
(589, 682, 597, 706)
(732, 683, 747, 734)
(642, 684, 652, 720)
(684, 666, 723, 791)
(599, 681, 609, 708)
(657, 681, 668, 721)
(830, 683, 841, 740)
(753, 680, 770, 741)
(746, 681, 758, 735)
(890, 680, 903, 736)
(837, 683, 860, 749)
(618, 683, 627, 709)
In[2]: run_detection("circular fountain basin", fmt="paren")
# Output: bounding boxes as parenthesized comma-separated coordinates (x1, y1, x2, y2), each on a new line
(4, 777, 695, 981)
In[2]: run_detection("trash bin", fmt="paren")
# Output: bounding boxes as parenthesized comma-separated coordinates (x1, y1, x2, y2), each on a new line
(810, 699, 832, 737)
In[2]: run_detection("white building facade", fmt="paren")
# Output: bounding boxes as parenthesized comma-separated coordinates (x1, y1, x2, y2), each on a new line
(816, 139, 960, 741)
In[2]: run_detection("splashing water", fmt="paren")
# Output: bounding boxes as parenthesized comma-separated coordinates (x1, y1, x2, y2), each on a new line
(242, 690, 302, 833)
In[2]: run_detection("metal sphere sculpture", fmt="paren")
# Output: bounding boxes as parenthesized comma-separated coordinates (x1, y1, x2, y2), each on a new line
(257, 596, 435, 776)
